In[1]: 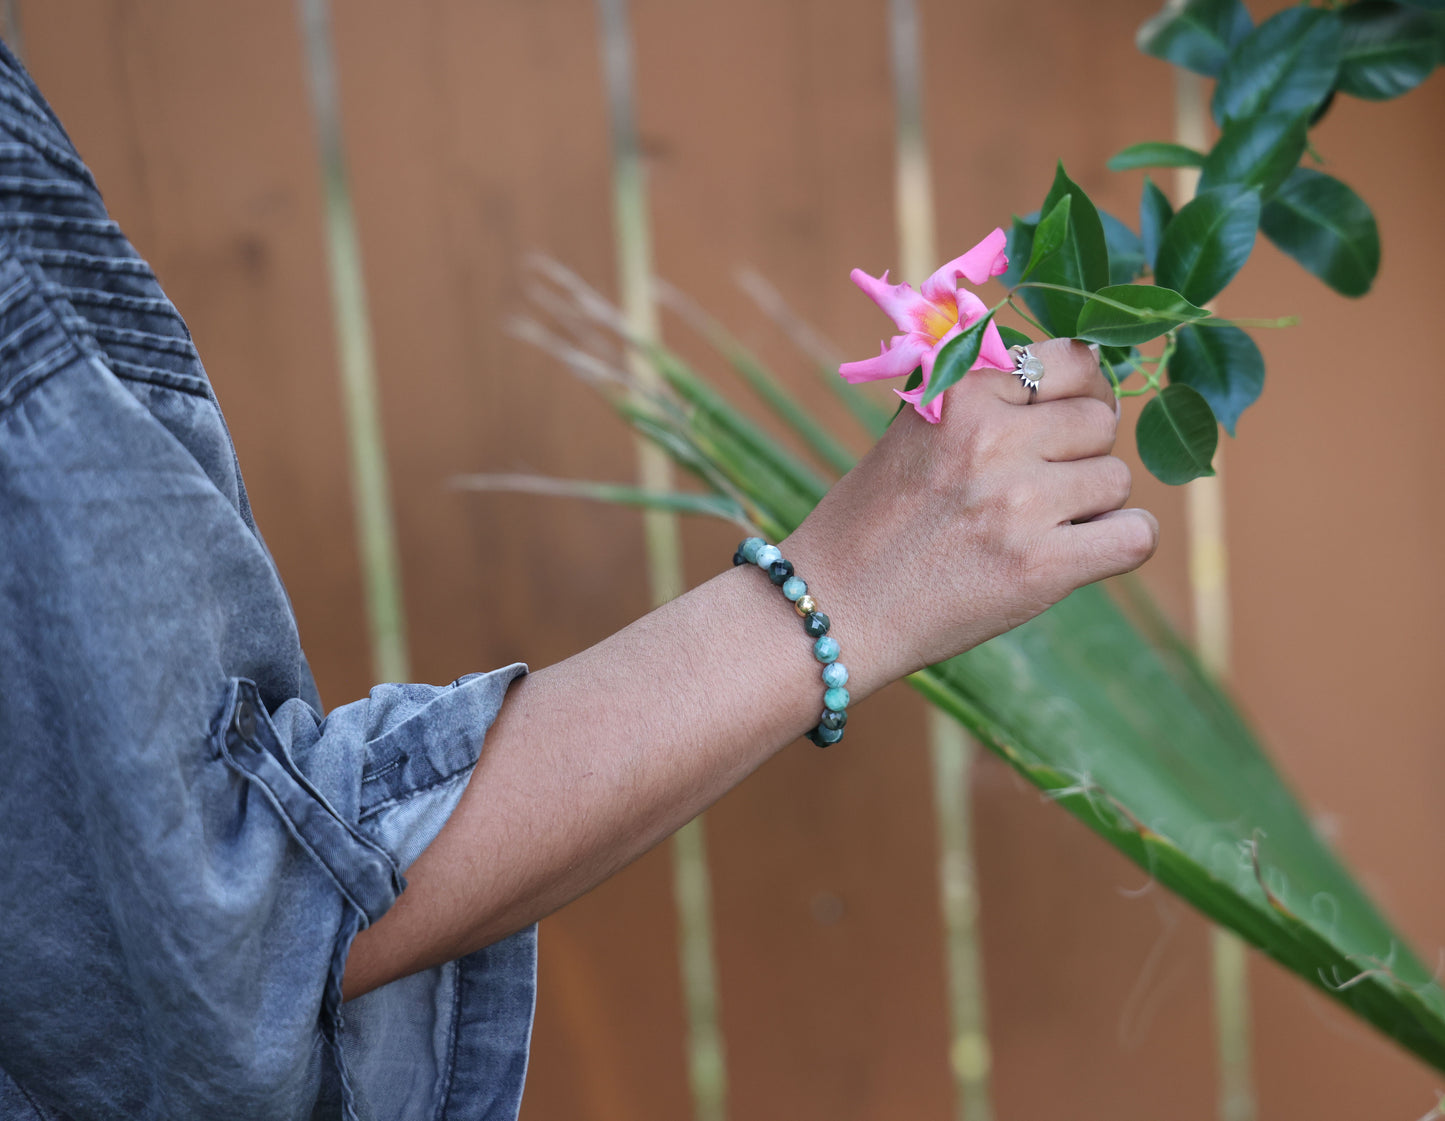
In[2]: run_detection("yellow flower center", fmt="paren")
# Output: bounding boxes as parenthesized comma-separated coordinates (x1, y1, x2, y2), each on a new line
(920, 298, 958, 342)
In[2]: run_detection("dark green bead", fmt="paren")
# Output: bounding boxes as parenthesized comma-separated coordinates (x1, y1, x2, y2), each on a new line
(803, 612, 830, 637)
(732, 551, 747, 566)
(820, 709, 847, 731)
(767, 559, 794, 585)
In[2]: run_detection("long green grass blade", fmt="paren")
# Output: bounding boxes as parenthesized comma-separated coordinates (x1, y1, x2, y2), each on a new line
(450, 473, 750, 524)
(659, 284, 856, 476)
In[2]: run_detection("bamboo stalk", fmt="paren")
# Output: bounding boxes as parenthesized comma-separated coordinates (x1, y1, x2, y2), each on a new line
(0, 1, 24, 62)
(1173, 67, 1253, 1121)
(296, 0, 410, 684)
(594, 4, 726, 1119)
(888, 3, 993, 1118)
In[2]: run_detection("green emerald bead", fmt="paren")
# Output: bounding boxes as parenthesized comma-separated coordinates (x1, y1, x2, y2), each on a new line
(822, 663, 848, 688)
(755, 544, 782, 570)
(739, 537, 766, 563)
(823, 686, 850, 712)
(813, 636, 839, 663)
(803, 612, 830, 638)
(782, 576, 807, 601)
(814, 725, 844, 746)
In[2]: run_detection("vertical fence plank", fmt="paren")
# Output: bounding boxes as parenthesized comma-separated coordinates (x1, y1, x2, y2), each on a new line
(295, 0, 410, 684)
(317, 3, 694, 1119)
(628, 3, 956, 1119)
(916, 0, 1220, 1116)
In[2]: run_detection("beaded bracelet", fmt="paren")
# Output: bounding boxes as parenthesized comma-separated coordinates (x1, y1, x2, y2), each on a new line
(732, 536, 849, 747)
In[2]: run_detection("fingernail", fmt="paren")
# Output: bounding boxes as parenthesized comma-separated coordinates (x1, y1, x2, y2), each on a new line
(1087, 342, 1101, 360)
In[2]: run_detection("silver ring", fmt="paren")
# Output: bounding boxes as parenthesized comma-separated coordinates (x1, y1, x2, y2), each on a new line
(1009, 344, 1045, 395)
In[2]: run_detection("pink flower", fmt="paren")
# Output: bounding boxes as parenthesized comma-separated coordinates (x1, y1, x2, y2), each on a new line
(839, 227, 1014, 423)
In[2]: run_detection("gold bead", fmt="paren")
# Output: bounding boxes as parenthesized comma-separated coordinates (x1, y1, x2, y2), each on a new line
(794, 595, 817, 617)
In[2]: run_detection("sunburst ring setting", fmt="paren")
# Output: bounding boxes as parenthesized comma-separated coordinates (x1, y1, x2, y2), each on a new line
(1009, 344, 1046, 395)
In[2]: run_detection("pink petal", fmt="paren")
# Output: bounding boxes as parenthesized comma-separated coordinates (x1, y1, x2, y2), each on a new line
(838, 333, 932, 384)
(896, 381, 944, 424)
(956, 288, 988, 328)
(974, 319, 1014, 372)
(895, 334, 953, 424)
(920, 227, 1010, 304)
(849, 268, 935, 334)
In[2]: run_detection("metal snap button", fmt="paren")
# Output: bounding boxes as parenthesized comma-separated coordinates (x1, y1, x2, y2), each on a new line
(233, 698, 258, 742)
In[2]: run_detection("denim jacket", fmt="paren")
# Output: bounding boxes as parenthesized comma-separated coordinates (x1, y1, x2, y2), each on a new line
(0, 41, 535, 1121)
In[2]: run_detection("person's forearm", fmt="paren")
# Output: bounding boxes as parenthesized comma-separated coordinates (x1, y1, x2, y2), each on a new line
(341, 545, 863, 999)
(341, 337, 1157, 1000)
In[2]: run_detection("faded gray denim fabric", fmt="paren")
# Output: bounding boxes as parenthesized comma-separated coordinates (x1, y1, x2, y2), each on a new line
(0, 40, 535, 1121)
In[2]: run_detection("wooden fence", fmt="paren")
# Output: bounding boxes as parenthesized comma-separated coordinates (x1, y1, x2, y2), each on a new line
(15, 1, 1445, 1117)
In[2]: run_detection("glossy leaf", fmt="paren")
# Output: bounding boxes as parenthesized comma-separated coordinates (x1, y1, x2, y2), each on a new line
(1000, 213, 1038, 290)
(1140, 176, 1175, 271)
(1198, 110, 1311, 200)
(1023, 193, 1072, 281)
(1168, 323, 1264, 435)
(1137, 0, 1253, 77)
(996, 325, 1033, 350)
(1099, 344, 1140, 381)
(1137, 383, 1218, 483)
(1107, 141, 1207, 171)
(1155, 186, 1261, 305)
(1100, 209, 1147, 285)
(1211, 6, 1344, 125)
(1260, 168, 1382, 297)
(1076, 284, 1210, 347)
(1019, 164, 1110, 337)
(921, 314, 992, 406)
(1337, 0, 1440, 100)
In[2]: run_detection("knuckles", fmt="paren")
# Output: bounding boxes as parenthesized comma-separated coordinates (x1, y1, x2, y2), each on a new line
(1100, 456, 1132, 508)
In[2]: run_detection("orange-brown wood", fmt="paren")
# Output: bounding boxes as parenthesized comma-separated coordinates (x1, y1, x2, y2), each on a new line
(16, 0, 1445, 1117)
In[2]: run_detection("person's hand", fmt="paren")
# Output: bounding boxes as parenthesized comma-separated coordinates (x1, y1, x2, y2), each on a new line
(782, 337, 1158, 695)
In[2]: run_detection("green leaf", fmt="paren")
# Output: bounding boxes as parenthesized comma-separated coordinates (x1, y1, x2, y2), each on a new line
(1099, 344, 1140, 380)
(1137, 0, 1253, 77)
(1198, 110, 1311, 200)
(1140, 176, 1175, 271)
(1075, 284, 1210, 347)
(1107, 141, 1208, 172)
(1168, 323, 1264, 435)
(1337, 0, 1440, 100)
(1154, 185, 1262, 305)
(921, 314, 992, 406)
(996, 325, 1033, 349)
(1137, 383, 1218, 484)
(1023, 193, 1072, 281)
(1000, 213, 1037, 290)
(1100, 210, 1147, 285)
(449, 473, 750, 523)
(1260, 167, 1381, 297)
(1019, 163, 1110, 337)
(1211, 7, 1344, 125)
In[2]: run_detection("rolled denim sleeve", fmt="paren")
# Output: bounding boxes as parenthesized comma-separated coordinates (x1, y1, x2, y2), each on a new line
(0, 188, 534, 1120)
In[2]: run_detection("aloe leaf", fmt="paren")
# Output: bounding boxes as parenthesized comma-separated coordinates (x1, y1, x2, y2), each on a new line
(523, 288, 1445, 1073)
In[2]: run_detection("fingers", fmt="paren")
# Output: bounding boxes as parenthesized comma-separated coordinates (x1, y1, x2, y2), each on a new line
(979, 337, 1116, 410)
(1042, 455, 1132, 523)
(1028, 396, 1118, 461)
(1045, 507, 1160, 587)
